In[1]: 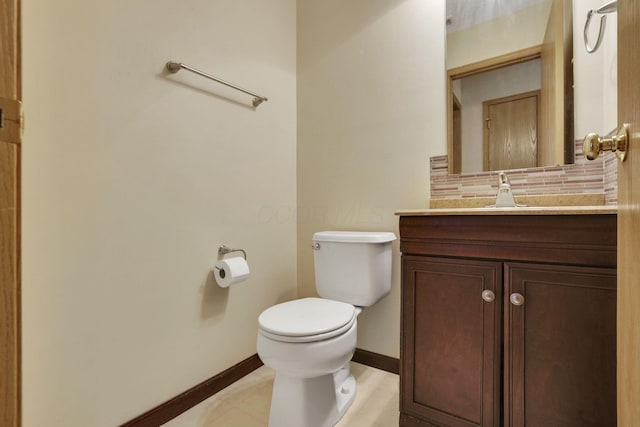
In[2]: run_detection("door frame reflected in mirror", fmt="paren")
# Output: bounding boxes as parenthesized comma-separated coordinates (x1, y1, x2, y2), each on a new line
(447, 46, 543, 174)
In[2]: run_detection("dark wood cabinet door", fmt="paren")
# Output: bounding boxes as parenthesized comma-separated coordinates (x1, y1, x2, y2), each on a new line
(401, 256, 502, 427)
(504, 263, 617, 427)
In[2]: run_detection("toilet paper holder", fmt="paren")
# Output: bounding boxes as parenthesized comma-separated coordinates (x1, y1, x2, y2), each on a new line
(218, 245, 247, 260)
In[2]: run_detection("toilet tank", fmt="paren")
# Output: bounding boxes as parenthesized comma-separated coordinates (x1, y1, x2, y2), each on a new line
(312, 231, 396, 307)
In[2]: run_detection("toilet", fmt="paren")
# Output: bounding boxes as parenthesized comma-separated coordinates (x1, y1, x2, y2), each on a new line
(257, 231, 396, 427)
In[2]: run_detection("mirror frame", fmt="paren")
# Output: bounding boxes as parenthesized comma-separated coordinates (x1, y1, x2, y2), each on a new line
(447, 45, 543, 174)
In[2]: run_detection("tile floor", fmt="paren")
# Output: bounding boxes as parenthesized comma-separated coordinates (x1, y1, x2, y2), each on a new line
(162, 362, 399, 427)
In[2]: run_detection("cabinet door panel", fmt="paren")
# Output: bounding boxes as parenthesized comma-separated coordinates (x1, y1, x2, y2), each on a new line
(504, 263, 616, 427)
(402, 256, 501, 427)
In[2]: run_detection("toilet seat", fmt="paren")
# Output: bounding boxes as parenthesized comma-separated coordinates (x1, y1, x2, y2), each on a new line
(258, 297, 356, 343)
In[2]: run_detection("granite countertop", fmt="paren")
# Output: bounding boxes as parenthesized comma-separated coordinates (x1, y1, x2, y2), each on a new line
(395, 206, 617, 216)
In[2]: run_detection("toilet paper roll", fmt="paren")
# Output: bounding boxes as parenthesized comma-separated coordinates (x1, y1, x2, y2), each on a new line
(214, 257, 250, 288)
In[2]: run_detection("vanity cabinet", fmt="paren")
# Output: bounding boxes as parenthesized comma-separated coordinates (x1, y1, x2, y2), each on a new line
(399, 213, 617, 427)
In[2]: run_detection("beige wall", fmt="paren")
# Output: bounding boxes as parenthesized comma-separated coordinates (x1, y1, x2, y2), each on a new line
(297, 0, 447, 358)
(21, 0, 448, 423)
(447, 1, 552, 69)
(21, 0, 297, 426)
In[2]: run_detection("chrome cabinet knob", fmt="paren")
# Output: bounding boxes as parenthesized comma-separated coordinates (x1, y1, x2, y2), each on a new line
(510, 293, 525, 306)
(482, 290, 495, 302)
(584, 124, 629, 162)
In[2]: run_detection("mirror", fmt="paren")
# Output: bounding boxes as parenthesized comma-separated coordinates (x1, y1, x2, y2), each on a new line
(446, 0, 574, 174)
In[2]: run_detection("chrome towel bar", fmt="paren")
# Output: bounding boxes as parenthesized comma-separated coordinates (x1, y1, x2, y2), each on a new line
(166, 61, 268, 107)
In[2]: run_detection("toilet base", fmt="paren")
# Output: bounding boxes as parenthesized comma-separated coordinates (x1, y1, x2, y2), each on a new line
(268, 363, 357, 427)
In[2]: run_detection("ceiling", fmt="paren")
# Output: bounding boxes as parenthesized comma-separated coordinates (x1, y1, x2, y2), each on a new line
(446, 0, 549, 33)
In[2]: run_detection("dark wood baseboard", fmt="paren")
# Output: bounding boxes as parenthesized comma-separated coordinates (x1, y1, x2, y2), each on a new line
(120, 354, 263, 427)
(121, 348, 398, 426)
(353, 348, 399, 375)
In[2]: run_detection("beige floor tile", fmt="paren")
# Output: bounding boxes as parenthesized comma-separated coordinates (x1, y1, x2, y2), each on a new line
(200, 406, 267, 427)
(163, 362, 399, 427)
(336, 364, 399, 427)
(162, 398, 234, 427)
(226, 379, 273, 421)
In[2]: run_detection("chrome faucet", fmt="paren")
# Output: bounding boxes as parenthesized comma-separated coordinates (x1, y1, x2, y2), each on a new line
(488, 172, 526, 208)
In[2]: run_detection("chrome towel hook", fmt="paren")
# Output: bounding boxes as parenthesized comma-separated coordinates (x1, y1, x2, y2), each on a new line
(584, 0, 617, 53)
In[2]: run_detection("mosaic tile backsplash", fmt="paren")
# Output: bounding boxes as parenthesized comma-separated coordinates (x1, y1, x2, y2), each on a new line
(430, 140, 618, 205)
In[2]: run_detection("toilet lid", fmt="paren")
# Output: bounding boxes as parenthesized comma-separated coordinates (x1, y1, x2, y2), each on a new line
(258, 298, 356, 342)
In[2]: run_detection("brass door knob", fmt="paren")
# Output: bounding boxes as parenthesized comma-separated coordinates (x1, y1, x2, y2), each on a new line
(584, 124, 629, 162)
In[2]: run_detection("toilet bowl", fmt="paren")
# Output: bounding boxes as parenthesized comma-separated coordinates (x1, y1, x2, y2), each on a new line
(256, 231, 395, 427)
(258, 298, 360, 427)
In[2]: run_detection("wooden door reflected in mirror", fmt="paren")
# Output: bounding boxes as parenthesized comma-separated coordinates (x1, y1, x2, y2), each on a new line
(483, 90, 540, 171)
